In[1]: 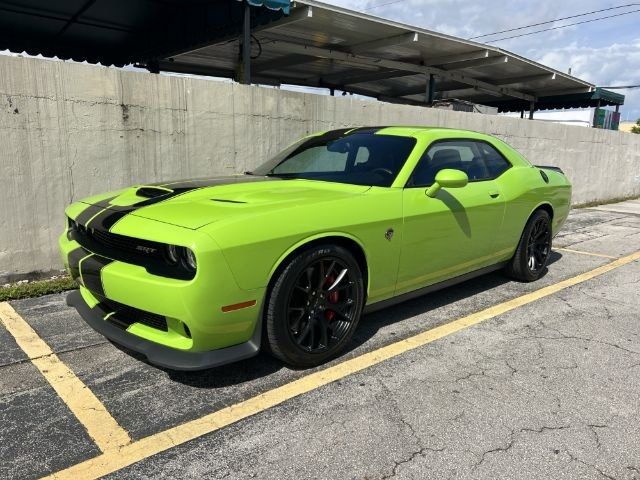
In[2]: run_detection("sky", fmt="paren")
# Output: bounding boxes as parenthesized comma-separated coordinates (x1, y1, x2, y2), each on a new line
(320, 0, 640, 121)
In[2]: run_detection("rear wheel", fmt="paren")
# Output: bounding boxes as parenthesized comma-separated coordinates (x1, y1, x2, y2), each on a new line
(506, 209, 552, 282)
(265, 244, 364, 367)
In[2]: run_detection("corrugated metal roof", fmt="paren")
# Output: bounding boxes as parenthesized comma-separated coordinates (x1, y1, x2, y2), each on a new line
(162, 0, 623, 111)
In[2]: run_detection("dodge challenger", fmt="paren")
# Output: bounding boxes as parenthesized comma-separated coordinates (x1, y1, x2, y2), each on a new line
(60, 127, 571, 370)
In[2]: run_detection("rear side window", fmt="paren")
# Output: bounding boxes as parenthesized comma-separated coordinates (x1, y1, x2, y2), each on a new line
(408, 139, 511, 186)
(476, 142, 511, 178)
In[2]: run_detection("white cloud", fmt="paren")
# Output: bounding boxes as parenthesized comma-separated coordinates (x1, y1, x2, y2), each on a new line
(533, 40, 640, 119)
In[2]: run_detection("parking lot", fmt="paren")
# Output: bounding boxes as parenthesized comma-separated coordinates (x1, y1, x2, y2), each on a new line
(1, 200, 639, 480)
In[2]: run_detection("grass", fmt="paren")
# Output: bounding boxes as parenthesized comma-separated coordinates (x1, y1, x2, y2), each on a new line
(0, 276, 77, 302)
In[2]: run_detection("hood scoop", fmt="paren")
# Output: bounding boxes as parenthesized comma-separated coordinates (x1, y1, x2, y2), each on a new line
(135, 185, 174, 199)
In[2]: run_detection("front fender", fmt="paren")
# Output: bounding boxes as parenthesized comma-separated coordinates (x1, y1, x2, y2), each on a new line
(266, 231, 371, 295)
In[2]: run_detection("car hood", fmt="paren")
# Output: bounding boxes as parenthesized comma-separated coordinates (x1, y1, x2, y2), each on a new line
(78, 175, 371, 230)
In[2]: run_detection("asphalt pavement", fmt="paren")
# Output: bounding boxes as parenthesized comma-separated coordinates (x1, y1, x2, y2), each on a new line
(1, 199, 639, 480)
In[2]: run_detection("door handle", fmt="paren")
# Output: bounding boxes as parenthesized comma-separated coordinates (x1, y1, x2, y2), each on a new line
(489, 191, 500, 198)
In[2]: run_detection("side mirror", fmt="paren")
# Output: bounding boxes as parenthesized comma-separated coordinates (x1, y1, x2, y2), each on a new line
(425, 169, 468, 197)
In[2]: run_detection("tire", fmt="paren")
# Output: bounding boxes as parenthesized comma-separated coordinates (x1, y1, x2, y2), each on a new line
(264, 244, 365, 367)
(506, 209, 552, 282)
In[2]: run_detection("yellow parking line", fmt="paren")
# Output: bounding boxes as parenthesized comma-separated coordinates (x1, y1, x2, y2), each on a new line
(0, 302, 131, 452)
(41, 250, 640, 480)
(555, 247, 617, 259)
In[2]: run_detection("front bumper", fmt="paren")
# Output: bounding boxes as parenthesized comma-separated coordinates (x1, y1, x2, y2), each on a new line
(60, 206, 266, 369)
(66, 290, 260, 370)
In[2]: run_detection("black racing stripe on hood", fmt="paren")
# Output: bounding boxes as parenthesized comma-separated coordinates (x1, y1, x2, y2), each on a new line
(347, 126, 389, 134)
(84, 175, 278, 231)
(157, 175, 280, 190)
(317, 128, 353, 141)
(75, 199, 116, 226)
(88, 204, 154, 231)
(286, 128, 354, 153)
(289, 127, 388, 154)
(80, 254, 114, 296)
(85, 186, 205, 230)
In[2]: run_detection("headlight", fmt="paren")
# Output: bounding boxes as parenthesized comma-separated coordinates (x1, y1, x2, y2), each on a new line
(165, 245, 179, 264)
(183, 248, 197, 271)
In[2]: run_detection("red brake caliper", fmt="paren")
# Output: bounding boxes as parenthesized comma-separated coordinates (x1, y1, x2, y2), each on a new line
(324, 275, 339, 321)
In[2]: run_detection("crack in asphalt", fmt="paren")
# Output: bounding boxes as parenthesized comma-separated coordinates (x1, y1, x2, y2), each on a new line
(627, 465, 640, 478)
(0, 339, 111, 369)
(511, 313, 640, 358)
(471, 425, 572, 472)
(566, 449, 619, 480)
(375, 378, 448, 479)
(527, 331, 640, 356)
(587, 423, 608, 450)
(381, 445, 447, 479)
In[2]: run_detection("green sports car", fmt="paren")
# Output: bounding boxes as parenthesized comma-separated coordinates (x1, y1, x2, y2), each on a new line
(60, 126, 571, 369)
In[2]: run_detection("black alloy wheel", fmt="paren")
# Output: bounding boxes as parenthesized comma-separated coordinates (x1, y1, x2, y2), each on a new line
(526, 215, 552, 273)
(265, 245, 364, 367)
(506, 209, 552, 282)
(287, 257, 357, 352)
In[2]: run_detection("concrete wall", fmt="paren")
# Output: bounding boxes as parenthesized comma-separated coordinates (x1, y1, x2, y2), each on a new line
(1, 55, 639, 281)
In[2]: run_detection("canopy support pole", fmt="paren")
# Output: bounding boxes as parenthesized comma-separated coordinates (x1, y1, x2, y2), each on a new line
(528, 101, 535, 120)
(426, 74, 435, 105)
(242, 2, 251, 85)
(592, 99, 602, 127)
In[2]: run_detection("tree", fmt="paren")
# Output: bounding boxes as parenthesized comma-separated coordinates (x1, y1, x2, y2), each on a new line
(632, 119, 640, 134)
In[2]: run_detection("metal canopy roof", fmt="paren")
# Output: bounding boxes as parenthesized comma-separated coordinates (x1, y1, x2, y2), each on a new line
(482, 88, 627, 113)
(0, 0, 624, 112)
(246, 0, 291, 14)
(160, 0, 623, 112)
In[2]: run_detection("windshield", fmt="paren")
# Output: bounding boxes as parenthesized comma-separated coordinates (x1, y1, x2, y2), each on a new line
(251, 131, 417, 187)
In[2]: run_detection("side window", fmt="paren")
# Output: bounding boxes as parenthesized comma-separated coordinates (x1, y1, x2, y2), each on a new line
(477, 142, 511, 178)
(409, 139, 510, 186)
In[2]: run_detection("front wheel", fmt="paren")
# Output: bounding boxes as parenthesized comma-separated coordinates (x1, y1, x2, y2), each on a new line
(265, 244, 364, 367)
(506, 209, 552, 282)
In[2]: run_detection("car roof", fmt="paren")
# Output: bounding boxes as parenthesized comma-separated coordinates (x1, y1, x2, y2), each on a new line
(328, 126, 495, 139)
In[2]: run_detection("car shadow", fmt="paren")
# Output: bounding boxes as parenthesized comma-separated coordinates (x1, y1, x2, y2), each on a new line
(437, 190, 471, 237)
(136, 251, 562, 388)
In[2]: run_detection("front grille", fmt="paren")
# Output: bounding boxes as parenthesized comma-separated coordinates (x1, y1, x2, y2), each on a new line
(89, 228, 164, 260)
(100, 297, 168, 332)
(67, 217, 195, 280)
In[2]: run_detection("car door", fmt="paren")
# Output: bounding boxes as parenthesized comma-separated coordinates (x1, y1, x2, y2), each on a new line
(395, 139, 508, 296)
